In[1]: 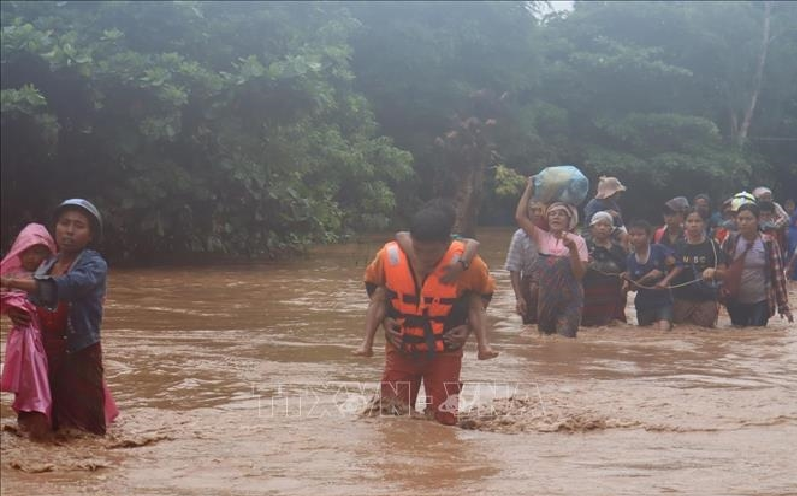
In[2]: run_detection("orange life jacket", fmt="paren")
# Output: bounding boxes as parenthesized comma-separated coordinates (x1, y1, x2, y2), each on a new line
(382, 241, 464, 355)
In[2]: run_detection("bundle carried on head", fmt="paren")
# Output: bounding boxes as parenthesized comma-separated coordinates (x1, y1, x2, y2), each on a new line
(729, 191, 756, 212)
(530, 165, 589, 206)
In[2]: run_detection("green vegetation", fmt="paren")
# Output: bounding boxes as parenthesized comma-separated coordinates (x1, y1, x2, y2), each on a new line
(2, 1, 795, 260)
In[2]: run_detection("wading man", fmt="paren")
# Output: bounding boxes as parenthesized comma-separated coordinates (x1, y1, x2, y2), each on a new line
(363, 203, 495, 425)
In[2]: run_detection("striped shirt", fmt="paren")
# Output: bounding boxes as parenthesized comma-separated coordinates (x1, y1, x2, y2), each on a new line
(504, 228, 538, 277)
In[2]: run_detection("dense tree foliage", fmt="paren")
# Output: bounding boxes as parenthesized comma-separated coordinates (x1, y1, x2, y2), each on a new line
(2, 1, 795, 260)
(526, 0, 797, 216)
(1, 1, 412, 259)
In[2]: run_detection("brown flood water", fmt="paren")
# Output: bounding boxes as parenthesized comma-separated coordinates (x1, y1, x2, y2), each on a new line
(2, 227, 797, 495)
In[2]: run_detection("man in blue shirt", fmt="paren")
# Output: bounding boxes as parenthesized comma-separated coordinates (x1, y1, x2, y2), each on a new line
(584, 176, 626, 228)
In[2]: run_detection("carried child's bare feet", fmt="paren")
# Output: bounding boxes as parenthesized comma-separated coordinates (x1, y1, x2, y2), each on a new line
(478, 348, 499, 360)
(351, 344, 374, 357)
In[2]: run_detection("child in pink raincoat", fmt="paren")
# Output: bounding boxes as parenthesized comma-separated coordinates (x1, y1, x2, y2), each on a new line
(1, 223, 57, 438)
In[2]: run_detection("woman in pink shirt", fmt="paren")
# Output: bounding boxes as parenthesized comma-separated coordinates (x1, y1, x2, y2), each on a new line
(516, 178, 588, 337)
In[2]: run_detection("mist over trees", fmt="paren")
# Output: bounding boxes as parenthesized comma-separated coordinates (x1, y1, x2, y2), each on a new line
(2, 1, 795, 260)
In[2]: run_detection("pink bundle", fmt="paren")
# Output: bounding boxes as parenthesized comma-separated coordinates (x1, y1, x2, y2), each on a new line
(1, 223, 57, 422)
(0, 293, 52, 421)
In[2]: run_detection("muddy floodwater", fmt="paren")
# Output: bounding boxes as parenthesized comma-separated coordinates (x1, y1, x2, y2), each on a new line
(2, 227, 796, 495)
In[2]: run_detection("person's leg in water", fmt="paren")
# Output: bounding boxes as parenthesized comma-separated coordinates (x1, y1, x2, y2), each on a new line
(636, 307, 653, 327)
(727, 301, 751, 326)
(657, 304, 673, 332)
(18, 412, 50, 441)
(522, 277, 539, 324)
(379, 346, 423, 416)
(537, 296, 558, 335)
(748, 300, 770, 326)
(353, 287, 386, 357)
(423, 353, 463, 426)
(468, 294, 498, 360)
(555, 298, 581, 337)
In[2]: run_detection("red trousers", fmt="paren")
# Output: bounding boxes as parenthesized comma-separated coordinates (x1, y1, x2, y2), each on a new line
(380, 345, 462, 425)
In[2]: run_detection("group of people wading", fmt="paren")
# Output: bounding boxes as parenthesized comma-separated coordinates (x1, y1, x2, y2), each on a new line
(356, 177, 795, 425)
(509, 178, 794, 333)
(1, 185, 795, 435)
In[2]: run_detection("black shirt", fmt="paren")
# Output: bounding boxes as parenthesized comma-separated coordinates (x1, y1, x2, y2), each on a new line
(585, 239, 627, 283)
(672, 238, 726, 301)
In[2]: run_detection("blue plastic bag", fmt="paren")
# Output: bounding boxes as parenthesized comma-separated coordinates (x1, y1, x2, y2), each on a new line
(531, 165, 589, 205)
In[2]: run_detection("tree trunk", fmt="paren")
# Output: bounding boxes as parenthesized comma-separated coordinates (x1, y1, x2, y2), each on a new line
(452, 159, 485, 238)
(439, 90, 503, 236)
(729, 107, 738, 138)
(453, 166, 475, 238)
(737, 0, 771, 144)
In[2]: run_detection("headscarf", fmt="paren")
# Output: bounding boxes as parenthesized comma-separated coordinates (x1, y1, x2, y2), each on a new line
(589, 211, 613, 227)
(0, 223, 56, 276)
(547, 202, 579, 231)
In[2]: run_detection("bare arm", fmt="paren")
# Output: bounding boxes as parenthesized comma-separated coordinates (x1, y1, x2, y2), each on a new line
(569, 251, 587, 280)
(353, 287, 386, 357)
(396, 231, 412, 255)
(563, 236, 587, 280)
(509, 270, 528, 317)
(398, 230, 478, 265)
(704, 256, 728, 281)
(468, 293, 497, 359)
(0, 276, 36, 292)
(515, 178, 542, 244)
(509, 271, 522, 300)
(657, 265, 682, 289)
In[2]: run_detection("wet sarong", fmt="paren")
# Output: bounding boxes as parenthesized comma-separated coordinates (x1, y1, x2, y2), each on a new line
(581, 272, 626, 326)
(537, 254, 584, 337)
(39, 302, 108, 435)
(673, 299, 719, 327)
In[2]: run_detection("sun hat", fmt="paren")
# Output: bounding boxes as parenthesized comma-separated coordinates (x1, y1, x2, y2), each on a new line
(595, 176, 627, 200)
